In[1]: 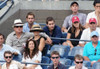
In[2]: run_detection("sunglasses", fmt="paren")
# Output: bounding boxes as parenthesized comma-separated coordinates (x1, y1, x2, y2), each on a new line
(51, 56, 59, 59)
(90, 22, 96, 24)
(94, 49, 97, 55)
(5, 56, 12, 59)
(75, 61, 83, 64)
(74, 21, 79, 24)
(14, 26, 23, 28)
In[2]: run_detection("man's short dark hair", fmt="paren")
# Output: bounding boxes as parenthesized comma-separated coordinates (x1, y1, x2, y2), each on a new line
(46, 17, 55, 24)
(4, 51, 13, 57)
(51, 51, 60, 57)
(74, 54, 84, 60)
(0, 33, 5, 39)
(93, 0, 100, 6)
(26, 12, 35, 18)
(70, 1, 79, 7)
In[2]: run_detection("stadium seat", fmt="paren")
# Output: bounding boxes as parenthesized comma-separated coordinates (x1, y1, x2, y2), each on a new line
(61, 32, 67, 44)
(41, 56, 50, 69)
(48, 45, 70, 58)
(42, 44, 50, 56)
(92, 62, 100, 69)
(68, 46, 84, 60)
(59, 58, 71, 66)
(13, 54, 22, 62)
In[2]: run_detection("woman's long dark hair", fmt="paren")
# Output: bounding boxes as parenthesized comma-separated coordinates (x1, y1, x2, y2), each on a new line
(24, 39, 39, 59)
(71, 23, 85, 33)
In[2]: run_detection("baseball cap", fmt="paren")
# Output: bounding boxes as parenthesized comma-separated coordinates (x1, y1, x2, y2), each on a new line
(89, 18, 97, 24)
(90, 31, 99, 37)
(12, 19, 23, 27)
(72, 16, 80, 23)
(70, 1, 79, 7)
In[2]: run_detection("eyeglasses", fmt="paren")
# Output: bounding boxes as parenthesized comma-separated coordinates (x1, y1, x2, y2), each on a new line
(75, 61, 83, 64)
(14, 26, 23, 28)
(74, 21, 79, 24)
(90, 22, 96, 24)
(51, 56, 59, 59)
(94, 49, 97, 55)
(5, 56, 12, 59)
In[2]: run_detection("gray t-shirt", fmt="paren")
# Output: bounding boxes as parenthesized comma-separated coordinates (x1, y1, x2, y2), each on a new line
(62, 13, 87, 29)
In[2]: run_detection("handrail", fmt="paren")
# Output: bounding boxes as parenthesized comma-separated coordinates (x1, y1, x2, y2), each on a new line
(0, 0, 7, 6)
(22, 62, 51, 66)
(0, 60, 51, 66)
(50, 37, 91, 42)
(0, 0, 14, 19)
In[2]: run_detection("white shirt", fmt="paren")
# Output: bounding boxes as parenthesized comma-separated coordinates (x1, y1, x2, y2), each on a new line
(22, 51, 42, 69)
(86, 11, 98, 24)
(69, 66, 88, 69)
(79, 27, 100, 44)
(2, 60, 24, 69)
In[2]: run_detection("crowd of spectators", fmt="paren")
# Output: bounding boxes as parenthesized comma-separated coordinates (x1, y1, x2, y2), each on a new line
(0, 0, 100, 69)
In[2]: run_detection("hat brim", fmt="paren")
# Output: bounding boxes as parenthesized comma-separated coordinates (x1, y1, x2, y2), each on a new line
(12, 24, 24, 27)
(30, 29, 44, 32)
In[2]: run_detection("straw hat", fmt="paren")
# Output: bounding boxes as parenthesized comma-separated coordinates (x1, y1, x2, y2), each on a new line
(30, 24, 43, 32)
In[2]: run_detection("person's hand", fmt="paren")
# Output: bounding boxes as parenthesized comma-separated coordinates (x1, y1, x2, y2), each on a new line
(91, 61, 96, 66)
(27, 66, 35, 69)
(13, 52, 18, 56)
(62, 42, 67, 46)
(46, 37, 52, 45)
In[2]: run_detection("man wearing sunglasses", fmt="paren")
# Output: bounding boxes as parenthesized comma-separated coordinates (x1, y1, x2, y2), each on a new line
(83, 31, 100, 65)
(69, 55, 87, 69)
(85, 0, 100, 28)
(48, 51, 66, 69)
(6, 19, 51, 53)
(79, 18, 100, 47)
(2, 51, 26, 69)
(0, 33, 21, 64)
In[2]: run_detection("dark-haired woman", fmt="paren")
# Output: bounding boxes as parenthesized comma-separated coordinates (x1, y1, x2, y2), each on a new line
(63, 16, 85, 49)
(22, 39, 42, 69)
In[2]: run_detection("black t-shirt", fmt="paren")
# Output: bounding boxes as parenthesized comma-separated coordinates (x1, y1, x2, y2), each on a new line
(68, 27, 84, 46)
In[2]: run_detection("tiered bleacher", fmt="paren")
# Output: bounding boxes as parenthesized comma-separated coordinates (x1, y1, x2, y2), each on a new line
(0, 0, 100, 69)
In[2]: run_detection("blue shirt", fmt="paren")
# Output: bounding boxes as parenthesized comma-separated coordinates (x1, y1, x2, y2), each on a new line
(43, 25, 62, 44)
(83, 41, 100, 61)
(0, 44, 21, 61)
(23, 22, 39, 32)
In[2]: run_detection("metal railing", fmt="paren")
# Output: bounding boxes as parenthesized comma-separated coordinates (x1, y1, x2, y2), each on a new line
(50, 37, 91, 42)
(0, 60, 51, 66)
(0, 0, 14, 19)
(0, 0, 7, 9)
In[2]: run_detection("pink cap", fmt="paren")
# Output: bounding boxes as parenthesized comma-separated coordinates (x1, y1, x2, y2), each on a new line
(89, 18, 97, 24)
(72, 16, 80, 23)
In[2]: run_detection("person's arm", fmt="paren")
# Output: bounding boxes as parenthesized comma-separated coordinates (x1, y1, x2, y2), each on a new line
(82, 14, 87, 26)
(30, 51, 42, 69)
(79, 30, 86, 47)
(5, 33, 13, 46)
(61, 27, 68, 32)
(84, 56, 90, 61)
(52, 27, 62, 44)
(66, 33, 74, 49)
(62, 17, 69, 32)
(6, 45, 21, 55)
(84, 13, 90, 28)
(96, 10, 100, 27)
(38, 37, 45, 51)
